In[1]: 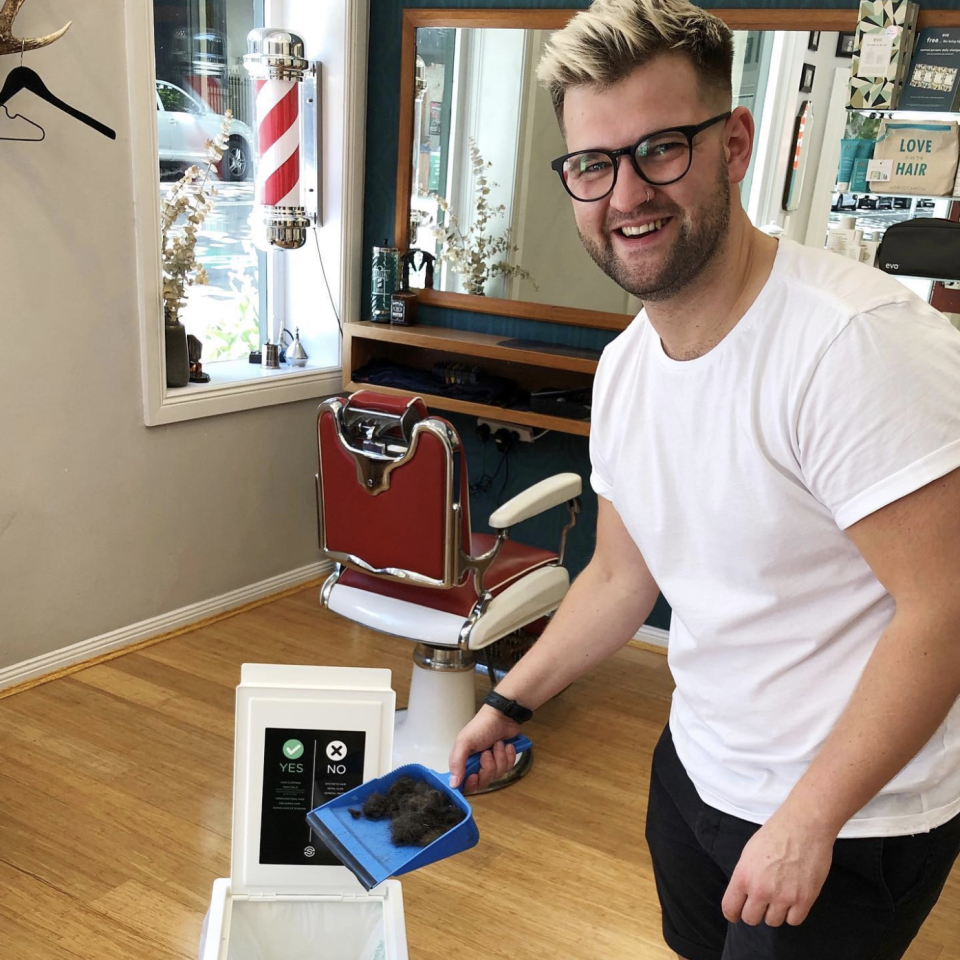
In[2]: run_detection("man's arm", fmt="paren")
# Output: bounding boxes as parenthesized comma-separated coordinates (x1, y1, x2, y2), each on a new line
(723, 465, 960, 928)
(494, 495, 661, 708)
(448, 496, 660, 789)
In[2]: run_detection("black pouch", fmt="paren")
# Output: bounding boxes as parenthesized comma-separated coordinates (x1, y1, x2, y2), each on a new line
(877, 218, 960, 281)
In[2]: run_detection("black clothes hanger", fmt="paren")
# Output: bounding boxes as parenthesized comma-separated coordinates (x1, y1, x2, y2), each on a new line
(0, 64, 115, 140)
(0, 100, 42, 140)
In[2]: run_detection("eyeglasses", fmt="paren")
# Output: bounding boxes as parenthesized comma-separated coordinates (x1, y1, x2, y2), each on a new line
(550, 112, 731, 202)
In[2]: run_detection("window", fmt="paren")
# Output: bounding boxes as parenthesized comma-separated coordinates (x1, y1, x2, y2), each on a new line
(154, 1, 266, 364)
(130, 0, 368, 425)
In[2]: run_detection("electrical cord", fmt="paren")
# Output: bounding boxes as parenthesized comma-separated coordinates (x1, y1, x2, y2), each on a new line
(469, 438, 490, 496)
(496, 450, 511, 506)
(470, 448, 507, 495)
(314, 227, 344, 339)
(484, 646, 498, 689)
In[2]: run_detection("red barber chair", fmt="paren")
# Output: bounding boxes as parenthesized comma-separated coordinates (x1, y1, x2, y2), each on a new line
(316, 391, 581, 784)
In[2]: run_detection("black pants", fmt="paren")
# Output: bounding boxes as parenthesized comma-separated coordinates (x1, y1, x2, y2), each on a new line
(645, 724, 960, 960)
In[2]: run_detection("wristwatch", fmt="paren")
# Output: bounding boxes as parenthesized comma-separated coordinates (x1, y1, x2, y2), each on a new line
(483, 690, 533, 724)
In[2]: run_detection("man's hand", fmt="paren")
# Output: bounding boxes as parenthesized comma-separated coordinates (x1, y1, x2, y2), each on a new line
(721, 809, 836, 927)
(448, 705, 521, 792)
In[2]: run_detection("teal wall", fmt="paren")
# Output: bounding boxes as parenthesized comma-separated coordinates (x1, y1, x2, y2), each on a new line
(360, 1, 956, 630)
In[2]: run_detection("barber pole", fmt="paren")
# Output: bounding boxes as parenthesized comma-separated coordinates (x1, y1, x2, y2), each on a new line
(244, 29, 313, 250)
(255, 77, 301, 207)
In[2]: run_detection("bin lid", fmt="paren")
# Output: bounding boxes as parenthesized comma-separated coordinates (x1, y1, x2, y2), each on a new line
(231, 663, 396, 896)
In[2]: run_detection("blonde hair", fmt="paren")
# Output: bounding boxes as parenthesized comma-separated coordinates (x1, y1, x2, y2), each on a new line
(537, 0, 734, 129)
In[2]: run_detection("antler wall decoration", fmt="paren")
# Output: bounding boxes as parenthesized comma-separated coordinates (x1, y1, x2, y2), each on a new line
(0, 0, 71, 57)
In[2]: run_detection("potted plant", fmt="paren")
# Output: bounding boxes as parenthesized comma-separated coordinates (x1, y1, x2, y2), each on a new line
(160, 110, 232, 387)
(432, 140, 536, 297)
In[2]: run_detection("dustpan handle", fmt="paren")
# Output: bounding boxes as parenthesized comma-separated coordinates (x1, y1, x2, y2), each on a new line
(461, 734, 532, 785)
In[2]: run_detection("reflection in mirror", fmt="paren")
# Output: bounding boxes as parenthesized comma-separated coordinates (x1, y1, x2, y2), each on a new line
(405, 27, 912, 312)
(409, 28, 779, 312)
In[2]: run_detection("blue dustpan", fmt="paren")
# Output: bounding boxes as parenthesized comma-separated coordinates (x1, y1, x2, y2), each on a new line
(305, 734, 532, 890)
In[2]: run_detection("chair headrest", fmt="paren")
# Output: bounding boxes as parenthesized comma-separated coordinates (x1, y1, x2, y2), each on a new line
(344, 391, 428, 421)
(339, 391, 428, 454)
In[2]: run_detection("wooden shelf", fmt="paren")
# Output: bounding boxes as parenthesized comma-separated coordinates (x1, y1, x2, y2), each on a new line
(344, 380, 591, 436)
(412, 287, 631, 332)
(345, 322, 600, 374)
(342, 322, 596, 437)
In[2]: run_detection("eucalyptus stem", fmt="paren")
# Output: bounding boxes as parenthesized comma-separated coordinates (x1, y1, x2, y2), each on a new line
(160, 110, 233, 324)
(431, 138, 537, 296)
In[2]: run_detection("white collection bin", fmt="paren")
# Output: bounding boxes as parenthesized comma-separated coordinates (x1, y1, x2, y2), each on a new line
(200, 664, 409, 960)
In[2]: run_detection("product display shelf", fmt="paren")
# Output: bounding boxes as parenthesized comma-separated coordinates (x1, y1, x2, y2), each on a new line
(343, 322, 596, 437)
(828, 210, 927, 234)
(849, 108, 960, 119)
(852, 194, 960, 203)
(835, 191, 960, 204)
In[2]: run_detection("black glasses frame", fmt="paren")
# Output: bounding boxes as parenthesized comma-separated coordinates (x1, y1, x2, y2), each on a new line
(550, 111, 732, 202)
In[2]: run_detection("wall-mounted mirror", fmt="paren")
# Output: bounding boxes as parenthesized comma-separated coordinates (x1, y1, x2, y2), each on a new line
(407, 25, 783, 318)
(395, 10, 952, 327)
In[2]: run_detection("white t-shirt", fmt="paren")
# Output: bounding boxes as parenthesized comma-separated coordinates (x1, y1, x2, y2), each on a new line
(590, 238, 960, 838)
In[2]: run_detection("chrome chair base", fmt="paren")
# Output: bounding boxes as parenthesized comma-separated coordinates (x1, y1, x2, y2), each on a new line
(470, 743, 533, 794)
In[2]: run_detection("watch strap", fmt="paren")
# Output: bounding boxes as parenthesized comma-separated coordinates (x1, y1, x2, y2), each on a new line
(483, 690, 533, 724)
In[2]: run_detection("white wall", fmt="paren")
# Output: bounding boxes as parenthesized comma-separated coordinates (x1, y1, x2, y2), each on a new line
(783, 32, 851, 244)
(0, 0, 352, 673)
(279, 0, 357, 371)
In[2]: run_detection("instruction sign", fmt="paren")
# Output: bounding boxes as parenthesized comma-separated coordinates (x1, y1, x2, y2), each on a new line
(259, 727, 367, 865)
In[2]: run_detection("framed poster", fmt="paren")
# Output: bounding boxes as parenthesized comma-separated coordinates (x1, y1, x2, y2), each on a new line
(837, 32, 857, 58)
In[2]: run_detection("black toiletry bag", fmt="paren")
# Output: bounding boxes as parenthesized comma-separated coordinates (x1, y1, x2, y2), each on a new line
(877, 217, 960, 281)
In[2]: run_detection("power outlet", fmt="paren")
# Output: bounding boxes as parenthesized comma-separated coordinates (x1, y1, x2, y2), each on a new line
(476, 418, 535, 443)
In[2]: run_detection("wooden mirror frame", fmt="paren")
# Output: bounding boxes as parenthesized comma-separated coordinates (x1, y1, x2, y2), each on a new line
(395, 7, 960, 331)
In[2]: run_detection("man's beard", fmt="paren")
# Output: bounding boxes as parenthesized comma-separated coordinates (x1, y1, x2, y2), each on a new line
(578, 168, 731, 302)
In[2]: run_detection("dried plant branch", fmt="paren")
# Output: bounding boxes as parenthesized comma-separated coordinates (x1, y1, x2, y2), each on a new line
(160, 110, 232, 325)
(431, 140, 537, 297)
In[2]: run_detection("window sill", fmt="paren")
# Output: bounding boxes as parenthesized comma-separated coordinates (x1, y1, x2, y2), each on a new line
(149, 359, 343, 425)
(178, 357, 336, 389)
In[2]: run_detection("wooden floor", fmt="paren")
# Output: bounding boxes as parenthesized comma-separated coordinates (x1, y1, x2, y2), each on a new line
(1, 586, 959, 960)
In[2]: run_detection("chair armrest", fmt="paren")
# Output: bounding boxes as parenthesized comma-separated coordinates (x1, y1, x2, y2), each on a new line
(487, 473, 582, 529)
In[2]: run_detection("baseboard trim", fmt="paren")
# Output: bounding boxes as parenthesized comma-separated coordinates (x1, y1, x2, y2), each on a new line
(629, 624, 668, 654)
(2, 568, 664, 698)
(0, 561, 335, 698)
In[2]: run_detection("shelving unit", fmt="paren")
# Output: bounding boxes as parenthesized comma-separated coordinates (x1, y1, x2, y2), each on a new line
(829, 199, 942, 233)
(840, 108, 960, 213)
(834, 193, 958, 206)
(342, 322, 598, 437)
(849, 109, 960, 120)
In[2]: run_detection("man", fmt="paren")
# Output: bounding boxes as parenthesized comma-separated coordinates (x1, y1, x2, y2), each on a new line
(447, 2, 960, 958)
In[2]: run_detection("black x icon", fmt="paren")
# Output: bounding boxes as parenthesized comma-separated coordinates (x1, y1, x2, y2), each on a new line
(329, 744, 345, 758)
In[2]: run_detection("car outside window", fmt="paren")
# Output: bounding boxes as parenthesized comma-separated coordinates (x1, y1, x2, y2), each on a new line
(157, 81, 204, 115)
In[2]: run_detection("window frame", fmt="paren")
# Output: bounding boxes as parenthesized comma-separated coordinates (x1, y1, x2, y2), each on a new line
(126, 0, 368, 425)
